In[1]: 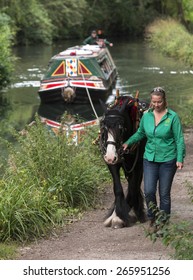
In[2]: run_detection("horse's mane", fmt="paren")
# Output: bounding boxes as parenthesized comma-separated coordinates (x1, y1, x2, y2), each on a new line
(100, 95, 149, 144)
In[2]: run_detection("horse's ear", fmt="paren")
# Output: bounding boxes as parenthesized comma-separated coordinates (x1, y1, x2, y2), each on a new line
(99, 99, 108, 113)
(119, 97, 131, 113)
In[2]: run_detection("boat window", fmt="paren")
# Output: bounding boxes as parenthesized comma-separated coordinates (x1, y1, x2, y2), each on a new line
(99, 57, 113, 77)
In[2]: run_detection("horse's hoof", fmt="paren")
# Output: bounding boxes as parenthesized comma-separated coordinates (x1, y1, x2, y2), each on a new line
(104, 210, 116, 227)
(104, 210, 125, 229)
(113, 224, 123, 229)
(112, 216, 124, 229)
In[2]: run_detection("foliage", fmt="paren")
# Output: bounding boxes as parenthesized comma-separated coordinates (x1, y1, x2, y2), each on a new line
(40, 0, 88, 40)
(145, 18, 193, 66)
(0, 12, 15, 89)
(1, 0, 54, 44)
(146, 182, 193, 260)
(0, 116, 109, 242)
(162, 0, 193, 31)
(83, 0, 159, 38)
(2, 0, 193, 44)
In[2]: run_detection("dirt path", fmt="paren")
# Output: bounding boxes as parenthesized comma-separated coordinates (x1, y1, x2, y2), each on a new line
(17, 129, 193, 260)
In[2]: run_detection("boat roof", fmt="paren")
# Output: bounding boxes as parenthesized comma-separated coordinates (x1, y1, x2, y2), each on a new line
(52, 45, 107, 60)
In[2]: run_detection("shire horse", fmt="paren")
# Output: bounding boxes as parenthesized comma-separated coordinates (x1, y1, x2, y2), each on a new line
(99, 94, 148, 228)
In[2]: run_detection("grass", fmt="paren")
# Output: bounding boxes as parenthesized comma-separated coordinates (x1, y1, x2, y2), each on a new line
(0, 115, 110, 245)
(0, 242, 18, 260)
(145, 18, 193, 66)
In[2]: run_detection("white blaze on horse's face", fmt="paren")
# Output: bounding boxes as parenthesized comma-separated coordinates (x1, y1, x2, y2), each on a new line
(104, 131, 118, 164)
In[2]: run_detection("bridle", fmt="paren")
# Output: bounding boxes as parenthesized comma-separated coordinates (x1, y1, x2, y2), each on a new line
(100, 113, 128, 162)
(100, 117, 140, 173)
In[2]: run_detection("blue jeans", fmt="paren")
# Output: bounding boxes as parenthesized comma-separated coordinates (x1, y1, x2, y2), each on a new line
(143, 158, 177, 220)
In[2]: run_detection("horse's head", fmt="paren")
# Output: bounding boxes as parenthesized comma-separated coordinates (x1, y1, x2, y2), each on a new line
(99, 96, 135, 165)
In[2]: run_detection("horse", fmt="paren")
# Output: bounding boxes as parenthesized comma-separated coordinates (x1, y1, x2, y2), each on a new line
(99, 95, 148, 228)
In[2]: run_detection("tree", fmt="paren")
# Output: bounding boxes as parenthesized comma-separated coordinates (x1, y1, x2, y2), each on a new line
(0, 12, 15, 88)
(40, 0, 88, 40)
(1, 0, 54, 44)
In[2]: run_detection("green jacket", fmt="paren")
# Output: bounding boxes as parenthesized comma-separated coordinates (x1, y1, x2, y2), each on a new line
(125, 108, 186, 163)
(83, 36, 98, 45)
(83, 37, 111, 46)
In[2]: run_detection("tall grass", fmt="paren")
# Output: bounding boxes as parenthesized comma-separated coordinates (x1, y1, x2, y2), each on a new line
(145, 18, 193, 66)
(0, 116, 109, 242)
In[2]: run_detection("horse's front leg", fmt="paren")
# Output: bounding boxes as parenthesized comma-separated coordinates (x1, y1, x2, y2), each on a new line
(104, 164, 130, 228)
(124, 153, 146, 223)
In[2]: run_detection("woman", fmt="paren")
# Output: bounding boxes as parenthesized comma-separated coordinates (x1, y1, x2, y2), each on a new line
(123, 87, 186, 232)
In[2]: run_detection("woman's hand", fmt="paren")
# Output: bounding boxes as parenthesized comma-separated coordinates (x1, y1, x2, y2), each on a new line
(176, 162, 183, 170)
(122, 143, 128, 151)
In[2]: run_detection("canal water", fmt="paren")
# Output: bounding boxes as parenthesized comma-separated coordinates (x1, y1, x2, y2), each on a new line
(0, 39, 193, 161)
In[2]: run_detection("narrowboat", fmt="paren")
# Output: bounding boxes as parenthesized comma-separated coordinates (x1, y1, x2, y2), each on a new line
(38, 44, 118, 103)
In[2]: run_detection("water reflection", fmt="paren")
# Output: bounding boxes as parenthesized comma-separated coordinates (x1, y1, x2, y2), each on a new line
(38, 101, 104, 122)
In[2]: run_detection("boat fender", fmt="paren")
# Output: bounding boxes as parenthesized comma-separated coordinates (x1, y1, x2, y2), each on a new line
(61, 86, 76, 103)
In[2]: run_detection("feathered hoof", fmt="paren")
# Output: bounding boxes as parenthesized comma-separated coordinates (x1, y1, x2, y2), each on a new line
(112, 216, 125, 229)
(104, 210, 125, 228)
(104, 210, 116, 227)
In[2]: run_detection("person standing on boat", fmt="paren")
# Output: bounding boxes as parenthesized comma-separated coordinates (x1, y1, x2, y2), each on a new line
(83, 30, 113, 47)
(122, 87, 186, 233)
(83, 30, 98, 45)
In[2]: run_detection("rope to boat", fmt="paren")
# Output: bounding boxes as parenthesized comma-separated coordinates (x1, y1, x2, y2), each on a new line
(79, 59, 99, 121)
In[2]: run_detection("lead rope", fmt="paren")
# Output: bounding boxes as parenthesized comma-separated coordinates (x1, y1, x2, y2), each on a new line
(79, 60, 99, 121)
(123, 145, 140, 175)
